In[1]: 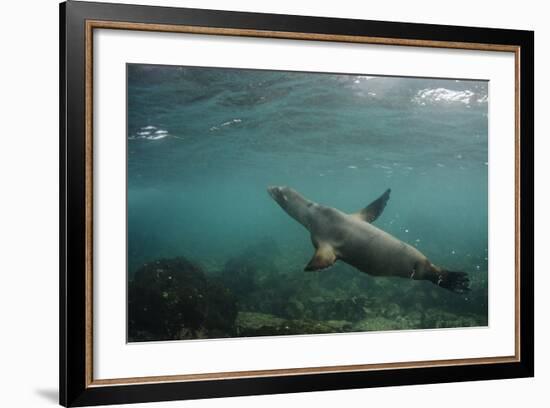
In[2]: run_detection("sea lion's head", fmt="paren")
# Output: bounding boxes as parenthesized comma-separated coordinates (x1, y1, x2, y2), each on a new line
(267, 186, 315, 228)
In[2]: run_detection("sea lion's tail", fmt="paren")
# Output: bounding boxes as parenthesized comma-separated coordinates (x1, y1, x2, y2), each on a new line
(437, 270, 470, 294)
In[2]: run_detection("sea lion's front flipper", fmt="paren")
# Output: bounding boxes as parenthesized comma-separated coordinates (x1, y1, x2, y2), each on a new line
(352, 188, 391, 223)
(304, 245, 336, 271)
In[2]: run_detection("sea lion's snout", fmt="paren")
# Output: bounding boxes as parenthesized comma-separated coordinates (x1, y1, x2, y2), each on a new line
(267, 186, 288, 203)
(266, 185, 317, 230)
(267, 185, 279, 197)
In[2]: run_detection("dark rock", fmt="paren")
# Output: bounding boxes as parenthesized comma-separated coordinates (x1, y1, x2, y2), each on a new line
(128, 257, 237, 341)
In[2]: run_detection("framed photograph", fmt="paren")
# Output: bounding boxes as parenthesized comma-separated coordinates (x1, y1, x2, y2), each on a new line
(60, 1, 534, 406)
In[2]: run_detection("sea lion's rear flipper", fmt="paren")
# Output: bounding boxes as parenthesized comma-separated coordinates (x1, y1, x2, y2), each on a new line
(352, 188, 391, 223)
(436, 270, 471, 294)
(304, 245, 336, 271)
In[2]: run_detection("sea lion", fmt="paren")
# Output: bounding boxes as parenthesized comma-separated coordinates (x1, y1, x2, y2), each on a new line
(267, 186, 470, 294)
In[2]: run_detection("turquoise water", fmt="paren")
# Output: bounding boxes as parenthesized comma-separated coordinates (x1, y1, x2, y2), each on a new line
(127, 64, 488, 342)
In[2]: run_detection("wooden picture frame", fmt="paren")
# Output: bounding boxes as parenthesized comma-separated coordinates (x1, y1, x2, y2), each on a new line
(60, 1, 534, 406)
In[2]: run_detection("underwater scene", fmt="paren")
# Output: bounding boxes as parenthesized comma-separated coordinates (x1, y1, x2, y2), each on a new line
(127, 64, 488, 342)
